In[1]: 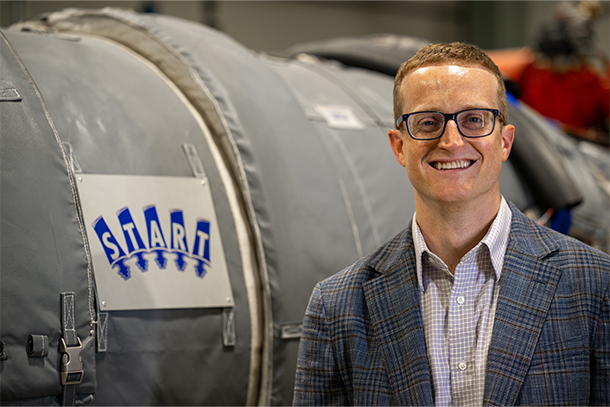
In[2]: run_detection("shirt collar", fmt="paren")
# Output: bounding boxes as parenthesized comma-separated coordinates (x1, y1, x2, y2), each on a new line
(413, 196, 512, 291)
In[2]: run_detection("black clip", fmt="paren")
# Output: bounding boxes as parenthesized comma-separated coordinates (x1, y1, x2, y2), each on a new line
(0, 340, 7, 361)
(59, 337, 84, 385)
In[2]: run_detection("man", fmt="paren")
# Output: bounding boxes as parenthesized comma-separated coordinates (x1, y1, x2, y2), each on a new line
(293, 42, 610, 406)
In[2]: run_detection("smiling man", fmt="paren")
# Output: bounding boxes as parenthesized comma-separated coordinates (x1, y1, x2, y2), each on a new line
(293, 42, 609, 406)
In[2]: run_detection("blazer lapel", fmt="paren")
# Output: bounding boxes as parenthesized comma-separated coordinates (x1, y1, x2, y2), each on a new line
(484, 208, 563, 406)
(363, 230, 434, 406)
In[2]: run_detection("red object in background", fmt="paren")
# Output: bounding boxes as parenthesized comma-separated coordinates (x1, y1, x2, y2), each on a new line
(518, 62, 609, 131)
(489, 47, 609, 144)
(487, 47, 536, 84)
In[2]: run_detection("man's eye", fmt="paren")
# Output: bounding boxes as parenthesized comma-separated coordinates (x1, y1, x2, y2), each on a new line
(417, 118, 441, 128)
(461, 114, 485, 128)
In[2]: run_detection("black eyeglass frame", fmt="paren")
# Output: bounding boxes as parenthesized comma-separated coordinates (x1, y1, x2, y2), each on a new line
(396, 108, 504, 140)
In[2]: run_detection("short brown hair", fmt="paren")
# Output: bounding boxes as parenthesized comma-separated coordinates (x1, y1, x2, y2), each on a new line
(393, 42, 508, 127)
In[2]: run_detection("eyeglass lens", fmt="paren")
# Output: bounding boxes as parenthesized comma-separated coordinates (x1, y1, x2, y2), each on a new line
(408, 109, 496, 139)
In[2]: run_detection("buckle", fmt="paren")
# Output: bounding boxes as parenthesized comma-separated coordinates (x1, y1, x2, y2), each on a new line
(59, 337, 84, 385)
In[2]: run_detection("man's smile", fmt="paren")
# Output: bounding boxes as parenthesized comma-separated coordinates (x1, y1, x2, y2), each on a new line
(430, 159, 475, 170)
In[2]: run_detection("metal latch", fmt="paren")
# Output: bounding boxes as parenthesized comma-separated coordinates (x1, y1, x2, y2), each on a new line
(59, 337, 84, 385)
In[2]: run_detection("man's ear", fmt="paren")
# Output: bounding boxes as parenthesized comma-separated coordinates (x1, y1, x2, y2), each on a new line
(388, 129, 407, 167)
(501, 124, 515, 162)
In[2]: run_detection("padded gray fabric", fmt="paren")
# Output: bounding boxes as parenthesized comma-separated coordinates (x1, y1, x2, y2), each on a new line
(134, 14, 418, 404)
(0, 31, 95, 403)
(286, 34, 431, 76)
(2, 28, 252, 405)
(510, 101, 609, 250)
(508, 101, 583, 210)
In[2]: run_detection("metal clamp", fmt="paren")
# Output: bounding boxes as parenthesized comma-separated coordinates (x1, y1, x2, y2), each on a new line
(59, 337, 84, 385)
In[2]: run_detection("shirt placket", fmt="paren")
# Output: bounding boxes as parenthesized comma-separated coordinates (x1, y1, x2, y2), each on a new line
(423, 258, 453, 406)
(448, 253, 479, 406)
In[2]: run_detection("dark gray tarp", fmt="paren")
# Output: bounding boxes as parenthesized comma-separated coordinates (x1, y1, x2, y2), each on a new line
(1, 8, 607, 407)
(286, 34, 432, 76)
(2, 9, 417, 405)
(1, 23, 254, 406)
(1, 31, 95, 403)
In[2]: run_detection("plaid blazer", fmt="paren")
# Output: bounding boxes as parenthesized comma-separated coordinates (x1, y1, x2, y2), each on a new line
(294, 203, 610, 406)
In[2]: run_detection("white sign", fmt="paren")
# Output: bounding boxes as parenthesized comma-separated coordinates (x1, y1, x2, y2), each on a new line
(77, 174, 233, 311)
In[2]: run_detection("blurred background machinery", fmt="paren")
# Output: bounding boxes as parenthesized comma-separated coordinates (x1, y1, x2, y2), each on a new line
(1, 1, 608, 53)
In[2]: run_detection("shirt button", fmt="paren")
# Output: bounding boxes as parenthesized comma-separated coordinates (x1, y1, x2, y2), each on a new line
(458, 362, 468, 371)
(456, 296, 465, 305)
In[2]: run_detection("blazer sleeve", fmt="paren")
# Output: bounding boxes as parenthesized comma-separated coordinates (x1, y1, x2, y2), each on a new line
(293, 284, 349, 406)
(591, 279, 610, 406)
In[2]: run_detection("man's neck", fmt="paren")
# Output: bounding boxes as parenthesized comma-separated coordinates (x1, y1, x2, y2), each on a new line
(414, 194, 502, 274)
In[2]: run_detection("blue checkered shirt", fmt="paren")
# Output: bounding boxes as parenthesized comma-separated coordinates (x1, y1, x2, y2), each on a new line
(413, 197, 511, 406)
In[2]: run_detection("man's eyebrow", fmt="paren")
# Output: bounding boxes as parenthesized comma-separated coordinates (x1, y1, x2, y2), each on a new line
(412, 105, 496, 113)
(462, 103, 496, 110)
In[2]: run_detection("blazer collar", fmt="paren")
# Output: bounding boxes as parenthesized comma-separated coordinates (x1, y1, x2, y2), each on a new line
(504, 202, 563, 258)
(363, 225, 435, 406)
(367, 202, 561, 274)
(484, 203, 564, 405)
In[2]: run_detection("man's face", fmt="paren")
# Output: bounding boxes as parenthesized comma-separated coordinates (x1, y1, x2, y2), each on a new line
(388, 64, 514, 208)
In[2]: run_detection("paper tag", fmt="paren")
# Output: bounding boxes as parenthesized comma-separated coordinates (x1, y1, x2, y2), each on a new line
(315, 105, 365, 130)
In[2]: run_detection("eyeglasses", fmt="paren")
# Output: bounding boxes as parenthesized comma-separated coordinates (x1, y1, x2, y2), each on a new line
(396, 108, 502, 140)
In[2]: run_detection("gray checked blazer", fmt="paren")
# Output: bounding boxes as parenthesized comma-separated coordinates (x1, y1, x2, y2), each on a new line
(293, 202, 610, 406)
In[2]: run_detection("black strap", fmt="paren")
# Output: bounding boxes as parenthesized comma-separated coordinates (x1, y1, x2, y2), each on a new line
(60, 292, 82, 406)
(27, 335, 49, 358)
(62, 293, 78, 347)
(96, 312, 109, 353)
(62, 381, 76, 407)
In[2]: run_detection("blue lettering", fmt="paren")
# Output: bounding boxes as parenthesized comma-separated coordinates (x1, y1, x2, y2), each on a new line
(117, 207, 148, 272)
(95, 206, 214, 280)
(92, 216, 131, 280)
(191, 219, 211, 278)
(170, 210, 188, 271)
(143, 205, 168, 269)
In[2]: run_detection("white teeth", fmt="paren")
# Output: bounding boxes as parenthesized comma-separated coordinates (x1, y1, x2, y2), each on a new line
(433, 160, 472, 170)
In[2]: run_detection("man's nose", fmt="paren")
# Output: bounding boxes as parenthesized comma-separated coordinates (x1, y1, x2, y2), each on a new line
(437, 119, 464, 147)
